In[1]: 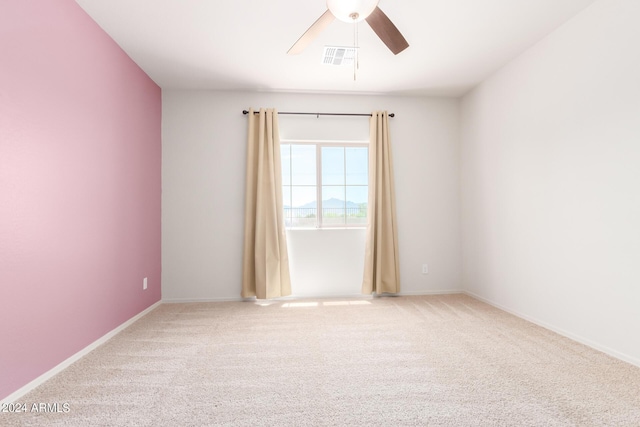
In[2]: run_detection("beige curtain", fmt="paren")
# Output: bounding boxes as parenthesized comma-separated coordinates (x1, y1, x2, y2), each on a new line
(362, 111, 401, 294)
(241, 108, 292, 299)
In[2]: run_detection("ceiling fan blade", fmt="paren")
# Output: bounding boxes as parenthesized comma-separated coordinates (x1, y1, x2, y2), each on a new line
(365, 7, 409, 55)
(287, 9, 335, 55)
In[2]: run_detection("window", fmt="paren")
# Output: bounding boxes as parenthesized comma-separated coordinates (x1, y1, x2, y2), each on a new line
(281, 141, 368, 228)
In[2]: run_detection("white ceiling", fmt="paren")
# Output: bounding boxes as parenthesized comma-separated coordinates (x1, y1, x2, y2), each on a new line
(75, 0, 597, 97)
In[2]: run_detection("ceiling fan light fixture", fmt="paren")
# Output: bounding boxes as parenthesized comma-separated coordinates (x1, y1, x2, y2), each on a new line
(326, 0, 379, 23)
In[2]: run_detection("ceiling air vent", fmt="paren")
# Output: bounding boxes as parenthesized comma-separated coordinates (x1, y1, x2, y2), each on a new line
(322, 46, 358, 66)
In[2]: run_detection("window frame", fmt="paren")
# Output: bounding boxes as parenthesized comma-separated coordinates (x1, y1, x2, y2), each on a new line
(281, 139, 369, 230)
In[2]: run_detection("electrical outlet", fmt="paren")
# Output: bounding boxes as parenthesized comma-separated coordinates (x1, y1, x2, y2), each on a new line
(143, 277, 148, 290)
(422, 264, 429, 274)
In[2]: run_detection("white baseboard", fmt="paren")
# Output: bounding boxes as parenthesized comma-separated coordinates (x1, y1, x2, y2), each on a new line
(1, 301, 162, 405)
(162, 296, 245, 303)
(163, 290, 464, 303)
(399, 289, 464, 296)
(464, 290, 640, 369)
(164, 294, 368, 303)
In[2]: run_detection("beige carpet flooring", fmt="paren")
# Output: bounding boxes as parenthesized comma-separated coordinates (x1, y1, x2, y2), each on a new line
(3, 294, 640, 426)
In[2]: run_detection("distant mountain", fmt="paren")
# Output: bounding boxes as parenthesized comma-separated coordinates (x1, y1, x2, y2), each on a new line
(298, 198, 362, 209)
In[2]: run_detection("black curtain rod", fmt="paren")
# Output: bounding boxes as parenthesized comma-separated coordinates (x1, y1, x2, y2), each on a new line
(242, 110, 395, 118)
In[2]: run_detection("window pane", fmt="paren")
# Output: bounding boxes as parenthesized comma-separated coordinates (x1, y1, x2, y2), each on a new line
(290, 186, 316, 227)
(346, 186, 368, 225)
(283, 143, 368, 229)
(281, 144, 291, 186)
(346, 147, 368, 185)
(291, 145, 316, 185)
(322, 186, 346, 226)
(321, 146, 344, 185)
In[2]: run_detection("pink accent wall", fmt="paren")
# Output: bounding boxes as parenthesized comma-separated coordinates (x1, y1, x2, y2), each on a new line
(0, 0, 161, 400)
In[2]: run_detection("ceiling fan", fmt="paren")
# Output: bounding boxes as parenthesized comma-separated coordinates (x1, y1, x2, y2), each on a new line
(287, 0, 409, 56)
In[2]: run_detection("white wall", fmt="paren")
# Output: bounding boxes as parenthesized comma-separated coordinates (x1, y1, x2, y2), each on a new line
(460, 0, 640, 365)
(162, 91, 461, 301)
